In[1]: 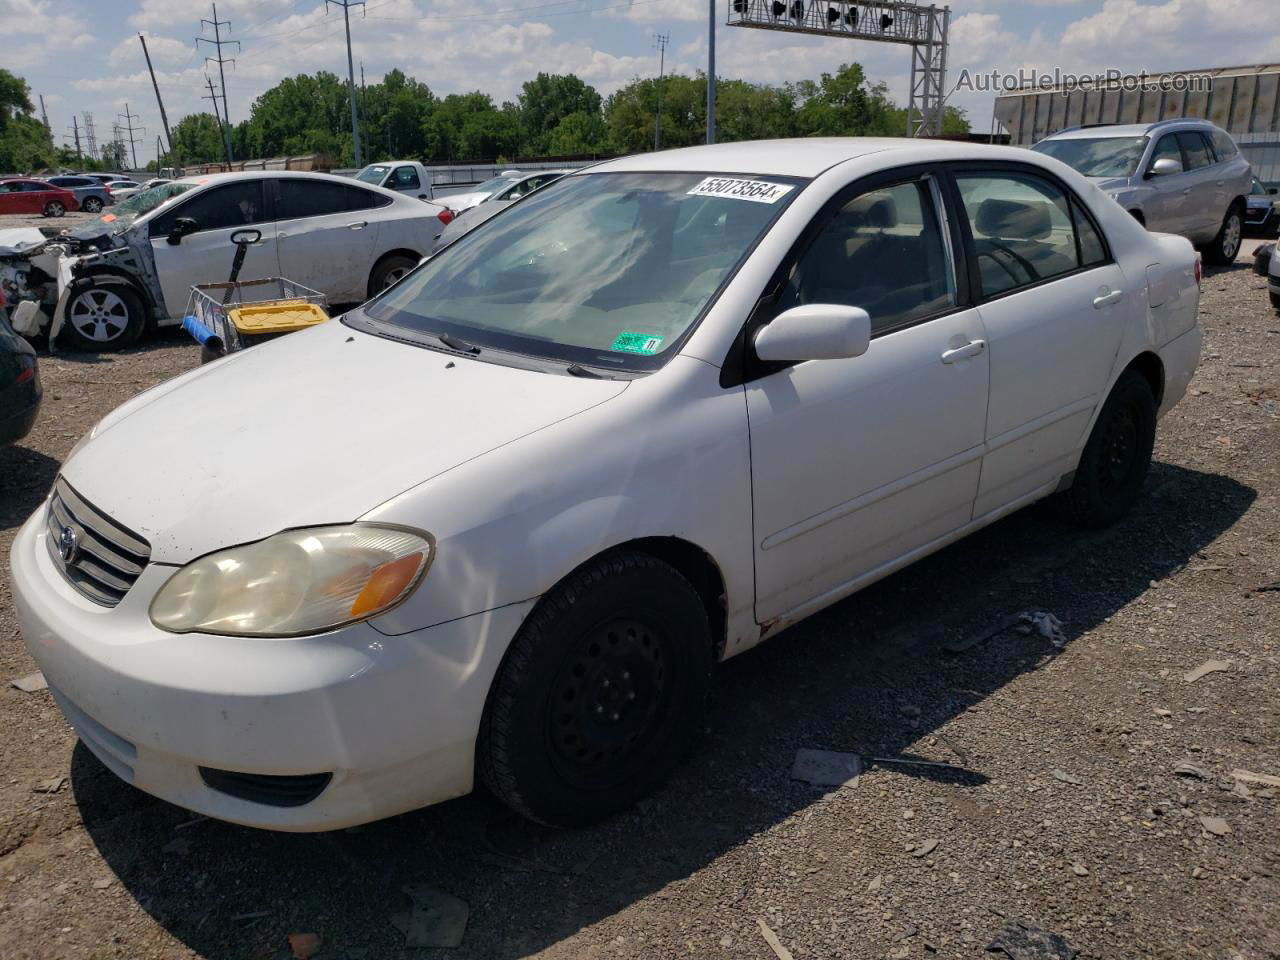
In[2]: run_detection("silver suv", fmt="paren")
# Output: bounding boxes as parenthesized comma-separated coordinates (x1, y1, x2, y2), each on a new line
(1033, 119, 1252, 264)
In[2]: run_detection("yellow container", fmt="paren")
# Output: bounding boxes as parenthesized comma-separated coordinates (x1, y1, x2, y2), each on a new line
(228, 299, 329, 336)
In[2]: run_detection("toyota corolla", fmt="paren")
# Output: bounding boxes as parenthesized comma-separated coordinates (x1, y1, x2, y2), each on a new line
(10, 139, 1202, 830)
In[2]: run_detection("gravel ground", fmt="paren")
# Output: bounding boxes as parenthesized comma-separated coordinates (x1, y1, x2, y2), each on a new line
(0, 210, 102, 236)
(1, 251, 1277, 960)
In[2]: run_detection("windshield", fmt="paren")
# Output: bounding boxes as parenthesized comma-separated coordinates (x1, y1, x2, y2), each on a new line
(1033, 136, 1150, 178)
(361, 171, 802, 370)
(84, 181, 195, 232)
(355, 165, 390, 185)
(473, 176, 520, 195)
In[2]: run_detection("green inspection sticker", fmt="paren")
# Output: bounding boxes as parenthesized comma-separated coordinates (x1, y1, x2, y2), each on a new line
(611, 331, 665, 355)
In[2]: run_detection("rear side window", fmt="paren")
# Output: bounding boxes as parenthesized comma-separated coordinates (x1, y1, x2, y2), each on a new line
(1150, 135, 1184, 172)
(276, 179, 391, 219)
(1178, 132, 1214, 169)
(955, 171, 1089, 298)
(781, 178, 956, 335)
(149, 180, 268, 237)
(1210, 130, 1238, 159)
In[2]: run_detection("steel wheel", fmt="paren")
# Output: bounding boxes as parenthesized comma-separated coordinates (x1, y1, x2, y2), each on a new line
(68, 288, 131, 344)
(381, 265, 412, 289)
(1097, 403, 1138, 493)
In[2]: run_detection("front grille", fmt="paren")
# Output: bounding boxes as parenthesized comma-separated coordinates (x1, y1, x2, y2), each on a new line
(45, 478, 151, 607)
(199, 768, 333, 807)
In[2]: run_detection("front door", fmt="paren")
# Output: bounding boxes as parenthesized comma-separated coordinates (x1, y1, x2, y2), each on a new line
(148, 179, 278, 319)
(1144, 133, 1195, 234)
(950, 165, 1132, 516)
(747, 172, 990, 623)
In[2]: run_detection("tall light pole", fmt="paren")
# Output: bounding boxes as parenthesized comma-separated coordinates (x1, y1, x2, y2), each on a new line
(327, 0, 365, 168)
(707, 0, 716, 143)
(654, 33, 669, 151)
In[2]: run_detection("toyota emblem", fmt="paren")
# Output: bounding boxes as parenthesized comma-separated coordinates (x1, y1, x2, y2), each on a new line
(58, 524, 80, 565)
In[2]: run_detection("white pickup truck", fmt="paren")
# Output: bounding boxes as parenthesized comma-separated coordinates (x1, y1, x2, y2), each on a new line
(352, 162, 441, 203)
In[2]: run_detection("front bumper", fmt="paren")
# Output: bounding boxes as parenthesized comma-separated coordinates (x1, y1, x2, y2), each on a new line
(10, 505, 533, 831)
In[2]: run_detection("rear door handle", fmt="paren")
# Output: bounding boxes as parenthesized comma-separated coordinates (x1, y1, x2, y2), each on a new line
(1093, 289, 1125, 309)
(347, 220, 367, 230)
(941, 339, 986, 364)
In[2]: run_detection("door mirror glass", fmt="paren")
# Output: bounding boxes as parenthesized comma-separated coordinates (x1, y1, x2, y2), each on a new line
(1148, 157, 1182, 178)
(167, 217, 199, 245)
(1269, 188, 1278, 196)
(754, 304, 871, 363)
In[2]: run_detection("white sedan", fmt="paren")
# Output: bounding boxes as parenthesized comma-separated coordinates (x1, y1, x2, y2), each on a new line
(51, 171, 454, 351)
(11, 139, 1202, 830)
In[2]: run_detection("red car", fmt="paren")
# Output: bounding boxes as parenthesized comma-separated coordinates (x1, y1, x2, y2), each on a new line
(0, 178, 81, 217)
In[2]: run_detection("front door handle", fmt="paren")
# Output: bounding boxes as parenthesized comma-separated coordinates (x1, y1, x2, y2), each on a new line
(277, 231, 289, 239)
(1093, 289, 1125, 309)
(347, 220, 367, 230)
(940, 339, 986, 364)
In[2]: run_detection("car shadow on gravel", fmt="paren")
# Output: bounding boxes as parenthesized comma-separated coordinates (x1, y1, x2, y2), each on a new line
(73, 460, 1254, 959)
(0, 446, 58, 530)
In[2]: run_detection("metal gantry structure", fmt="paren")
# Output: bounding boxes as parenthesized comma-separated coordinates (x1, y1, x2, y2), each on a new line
(725, 0, 951, 137)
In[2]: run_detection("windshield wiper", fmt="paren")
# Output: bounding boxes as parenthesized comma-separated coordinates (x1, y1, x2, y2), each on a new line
(566, 363, 604, 379)
(436, 332, 480, 354)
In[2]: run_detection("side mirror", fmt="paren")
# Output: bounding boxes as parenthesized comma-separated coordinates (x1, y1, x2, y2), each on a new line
(754, 304, 872, 364)
(167, 217, 199, 245)
(1269, 187, 1278, 196)
(1146, 157, 1182, 178)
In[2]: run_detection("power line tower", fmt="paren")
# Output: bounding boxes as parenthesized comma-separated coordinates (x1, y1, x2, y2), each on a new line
(108, 123, 126, 169)
(82, 111, 98, 158)
(202, 76, 234, 166)
(653, 33, 669, 151)
(118, 103, 144, 171)
(67, 115, 83, 168)
(197, 3, 239, 162)
(326, 0, 366, 167)
(38, 94, 50, 131)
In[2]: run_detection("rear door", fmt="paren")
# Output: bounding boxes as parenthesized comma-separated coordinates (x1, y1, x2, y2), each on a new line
(1176, 131, 1221, 243)
(148, 179, 279, 319)
(274, 178, 385, 303)
(950, 164, 1134, 516)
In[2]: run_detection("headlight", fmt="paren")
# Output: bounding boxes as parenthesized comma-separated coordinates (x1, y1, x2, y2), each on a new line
(150, 525, 433, 637)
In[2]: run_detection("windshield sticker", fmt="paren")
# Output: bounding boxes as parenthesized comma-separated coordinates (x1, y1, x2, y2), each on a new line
(687, 177, 794, 204)
(611, 332, 665, 355)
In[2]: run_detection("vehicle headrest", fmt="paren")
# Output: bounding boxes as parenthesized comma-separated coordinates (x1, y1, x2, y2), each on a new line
(976, 198, 1052, 240)
(840, 193, 897, 229)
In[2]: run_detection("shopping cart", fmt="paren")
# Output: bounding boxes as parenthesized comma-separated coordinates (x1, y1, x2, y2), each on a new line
(181, 229, 330, 362)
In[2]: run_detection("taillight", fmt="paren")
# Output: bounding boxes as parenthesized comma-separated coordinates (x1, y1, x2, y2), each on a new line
(103, 185, 112, 194)
(1194, 255, 1202, 287)
(16, 357, 36, 385)
(437, 208, 454, 225)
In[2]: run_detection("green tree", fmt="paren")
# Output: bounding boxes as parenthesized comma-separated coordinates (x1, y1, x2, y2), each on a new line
(519, 73, 602, 153)
(545, 110, 607, 155)
(169, 112, 228, 164)
(0, 68, 54, 173)
(605, 74, 705, 154)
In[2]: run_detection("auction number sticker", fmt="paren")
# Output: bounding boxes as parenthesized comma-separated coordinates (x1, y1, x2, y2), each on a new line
(687, 177, 794, 204)
(611, 332, 665, 355)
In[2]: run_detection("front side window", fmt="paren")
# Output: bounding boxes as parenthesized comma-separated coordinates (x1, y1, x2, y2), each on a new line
(393, 166, 421, 189)
(149, 181, 267, 238)
(1178, 132, 1214, 169)
(955, 171, 1086, 298)
(779, 179, 955, 334)
(1032, 137, 1149, 178)
(361, 172, 802, 370)
(1150, 135, 1184, 172)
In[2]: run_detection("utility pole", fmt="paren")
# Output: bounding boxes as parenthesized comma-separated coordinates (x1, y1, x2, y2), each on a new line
(139, 34, 174, 158)
(706, 0, 716, 144)
(653, 33, 669, 152)
(38, 94, 50, 131)
(327, 0, 365, 167)
(197, 3, 238, 162)
(156, 134, 164, 169)
(118, 104, 144, 171)
(360, 60, 370, 162)
(203, 77, 233, 166)
(69, 115, 82, 168)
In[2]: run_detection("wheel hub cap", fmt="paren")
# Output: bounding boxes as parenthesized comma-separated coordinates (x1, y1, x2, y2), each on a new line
(69, 290, 127, 342)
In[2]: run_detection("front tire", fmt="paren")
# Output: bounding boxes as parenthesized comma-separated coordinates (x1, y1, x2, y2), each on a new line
(1054, 370, 1156, 528)
(478, 551, 713, 826)
(1202, 204, 1243, 265)
(82, 197, 104, 213)
(43, 200, 66, 217)
(61, 282, 145, 352)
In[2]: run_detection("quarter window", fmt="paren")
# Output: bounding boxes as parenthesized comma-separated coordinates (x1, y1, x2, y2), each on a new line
(955, 171, 1092, 298)
(1210, 130, 1238, 159)
(780, 179, 956, 334)
(1177, 132, 1214, 169)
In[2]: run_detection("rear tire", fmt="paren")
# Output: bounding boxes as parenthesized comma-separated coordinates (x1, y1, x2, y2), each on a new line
(478, 551, 713, 826)
(1128, 209, 1146, 227)
(82, 197, 104, 213)
(1270, 290, 1280, 312)
(1202, 204, 1243, 265)
(367, 254, 418, 298)
(60, 282, 145, 352)
(1053, 370, 1156, 528)
(43, 200, 66, 218)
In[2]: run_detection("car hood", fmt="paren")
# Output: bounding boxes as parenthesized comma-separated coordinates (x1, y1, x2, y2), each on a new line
(62, 319, 628, 563)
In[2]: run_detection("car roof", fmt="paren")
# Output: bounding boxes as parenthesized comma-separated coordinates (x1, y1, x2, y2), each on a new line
(176, 170, 385, 186)
(1041, 119, 1227, 141)
(586, 138, 1033, 178)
